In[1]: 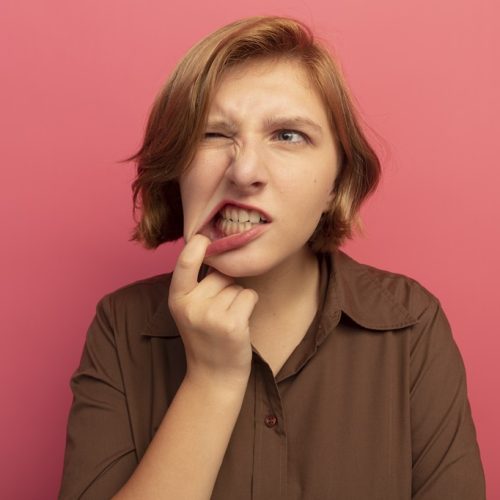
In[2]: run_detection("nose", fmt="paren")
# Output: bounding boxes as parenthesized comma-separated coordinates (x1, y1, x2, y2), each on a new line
(224, 140, 268, 193)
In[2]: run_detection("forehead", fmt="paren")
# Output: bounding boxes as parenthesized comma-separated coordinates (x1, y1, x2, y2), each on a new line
(207, 57, 327, 121)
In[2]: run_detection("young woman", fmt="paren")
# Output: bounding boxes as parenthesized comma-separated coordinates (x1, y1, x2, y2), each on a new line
(59, 16, 485, 499)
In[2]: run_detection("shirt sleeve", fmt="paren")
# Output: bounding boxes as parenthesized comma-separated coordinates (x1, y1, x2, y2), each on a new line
(58, 295, 138, 499)
(410, 298, 486, 499)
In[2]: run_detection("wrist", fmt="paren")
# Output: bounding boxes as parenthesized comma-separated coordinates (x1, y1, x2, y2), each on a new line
(184, 369, 250, 397)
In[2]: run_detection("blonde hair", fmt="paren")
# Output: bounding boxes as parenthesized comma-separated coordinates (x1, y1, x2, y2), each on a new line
(125, 16, 381, 251)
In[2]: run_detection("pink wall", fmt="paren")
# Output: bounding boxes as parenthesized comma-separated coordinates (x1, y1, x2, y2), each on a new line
(1, 0, 498, 497)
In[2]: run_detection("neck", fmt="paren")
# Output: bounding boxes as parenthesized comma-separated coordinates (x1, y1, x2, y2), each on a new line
(235, 246, 320, 325)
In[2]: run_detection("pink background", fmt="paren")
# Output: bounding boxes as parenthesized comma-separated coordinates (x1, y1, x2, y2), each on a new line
(1, 0, 498, 498)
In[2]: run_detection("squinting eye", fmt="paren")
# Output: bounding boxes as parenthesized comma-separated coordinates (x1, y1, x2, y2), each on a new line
(275, 130, 307, 143)
(203, 132, 226, 139)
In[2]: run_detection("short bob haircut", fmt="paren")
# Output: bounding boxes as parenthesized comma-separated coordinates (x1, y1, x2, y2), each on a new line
(126, 16, 381, 252)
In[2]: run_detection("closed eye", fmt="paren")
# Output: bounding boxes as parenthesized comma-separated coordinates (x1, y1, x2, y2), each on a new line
(203, 132, 228, 139)
(273, 129, 309, 144)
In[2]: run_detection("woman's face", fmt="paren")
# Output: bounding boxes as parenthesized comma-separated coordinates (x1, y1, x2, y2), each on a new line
(179, 57, 339, 277)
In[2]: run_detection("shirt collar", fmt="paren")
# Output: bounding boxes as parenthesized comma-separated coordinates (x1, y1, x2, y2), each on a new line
(315, 250, 418, 346)
(141, 249, 418, 338)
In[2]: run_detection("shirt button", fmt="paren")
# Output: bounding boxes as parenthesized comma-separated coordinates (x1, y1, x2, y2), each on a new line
(264, 414, 278, 427)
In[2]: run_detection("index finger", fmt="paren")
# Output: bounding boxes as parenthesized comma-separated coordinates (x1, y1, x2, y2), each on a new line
(170, 234, 211, 298)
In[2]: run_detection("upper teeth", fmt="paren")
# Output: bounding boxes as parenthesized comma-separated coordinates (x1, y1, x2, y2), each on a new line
(220, 206, 267, 223)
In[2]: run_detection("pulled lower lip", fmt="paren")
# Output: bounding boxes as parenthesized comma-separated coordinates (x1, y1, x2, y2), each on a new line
(199, 215, 270, 257)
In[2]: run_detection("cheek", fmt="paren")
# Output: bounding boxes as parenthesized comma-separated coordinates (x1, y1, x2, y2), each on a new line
(290, 176, 334, 227)
(179, 172, 206, 237)
(183, 149, 230, 192)
(179, 152, 230, 237)
(181, 157, 214, 203)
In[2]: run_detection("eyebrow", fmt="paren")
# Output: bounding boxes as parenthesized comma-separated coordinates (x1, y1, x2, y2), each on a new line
(205, 115, 324, 136)
(264, 115, 323, 135)
(205, 118, 239, 133)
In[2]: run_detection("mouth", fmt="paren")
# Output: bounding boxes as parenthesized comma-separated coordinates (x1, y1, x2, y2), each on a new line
(197, 200, 272, 257)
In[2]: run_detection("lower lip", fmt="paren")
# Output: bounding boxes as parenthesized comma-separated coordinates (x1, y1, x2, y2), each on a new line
(204, 220, 270, 257)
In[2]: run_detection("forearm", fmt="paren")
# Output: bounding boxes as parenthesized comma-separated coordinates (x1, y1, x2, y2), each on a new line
(112, 374, 249, 500)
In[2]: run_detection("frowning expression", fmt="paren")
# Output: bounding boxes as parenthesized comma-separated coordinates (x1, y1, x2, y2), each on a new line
(179, 57, 339, 277)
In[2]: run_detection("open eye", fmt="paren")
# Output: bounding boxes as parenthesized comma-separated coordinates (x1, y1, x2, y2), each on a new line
(274, 129, 309, 144)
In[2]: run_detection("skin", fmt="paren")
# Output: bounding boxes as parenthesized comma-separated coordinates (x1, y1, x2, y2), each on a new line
(172, 56, 340, 377)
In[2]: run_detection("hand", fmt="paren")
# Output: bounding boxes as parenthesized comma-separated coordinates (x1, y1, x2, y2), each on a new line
(168, 235, 258, 388)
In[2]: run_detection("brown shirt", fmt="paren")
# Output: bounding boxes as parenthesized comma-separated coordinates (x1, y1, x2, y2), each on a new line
(59, 250, 485, 499)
